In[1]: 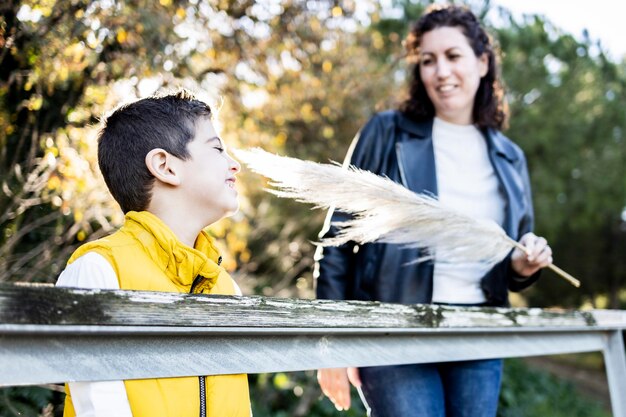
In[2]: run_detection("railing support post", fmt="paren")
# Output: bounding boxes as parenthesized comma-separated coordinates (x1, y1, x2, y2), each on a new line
(604, 330, 626, 417)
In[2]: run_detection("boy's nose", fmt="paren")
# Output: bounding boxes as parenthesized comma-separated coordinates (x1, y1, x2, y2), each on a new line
(230, 156, 241, 173)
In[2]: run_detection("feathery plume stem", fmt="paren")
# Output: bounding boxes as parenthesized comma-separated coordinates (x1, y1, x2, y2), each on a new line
(508, 239, 580, 287)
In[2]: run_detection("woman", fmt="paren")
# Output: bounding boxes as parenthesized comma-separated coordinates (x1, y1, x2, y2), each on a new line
(315, 5, 552, 417)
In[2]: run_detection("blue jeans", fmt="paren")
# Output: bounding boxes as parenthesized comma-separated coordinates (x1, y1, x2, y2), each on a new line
(359, 359, 503, 417)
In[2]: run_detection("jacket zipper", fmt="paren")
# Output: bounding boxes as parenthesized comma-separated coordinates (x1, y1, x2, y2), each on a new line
(191, 256, 222, 417)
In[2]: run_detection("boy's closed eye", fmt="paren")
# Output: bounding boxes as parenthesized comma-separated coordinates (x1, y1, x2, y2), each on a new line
(207, 137, 225, 152)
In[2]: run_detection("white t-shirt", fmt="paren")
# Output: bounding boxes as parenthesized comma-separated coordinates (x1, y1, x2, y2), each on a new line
(431, 117, 506, 304)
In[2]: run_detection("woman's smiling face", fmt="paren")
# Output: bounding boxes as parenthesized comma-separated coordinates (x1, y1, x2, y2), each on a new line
(418, 26, 488, 125)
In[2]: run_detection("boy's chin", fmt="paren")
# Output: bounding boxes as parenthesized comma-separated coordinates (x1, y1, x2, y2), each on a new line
(223, 203, 241, 218)
(204, 202, 240, 226)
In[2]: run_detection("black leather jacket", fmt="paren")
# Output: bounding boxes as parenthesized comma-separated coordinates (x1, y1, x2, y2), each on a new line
(315, 111, 540, 307)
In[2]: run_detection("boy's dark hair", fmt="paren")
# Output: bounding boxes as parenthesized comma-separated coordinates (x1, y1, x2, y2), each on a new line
(98, 90, 212, 213)
(400, 4, 507, 130)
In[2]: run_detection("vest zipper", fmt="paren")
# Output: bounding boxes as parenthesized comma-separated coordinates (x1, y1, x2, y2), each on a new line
(192, 256, 220, 417)
(198, 376, 206, 417)
(190, 276, 206, 417)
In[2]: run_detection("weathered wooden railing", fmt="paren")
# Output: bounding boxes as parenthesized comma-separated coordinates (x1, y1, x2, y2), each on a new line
(1, 283, 625, 415)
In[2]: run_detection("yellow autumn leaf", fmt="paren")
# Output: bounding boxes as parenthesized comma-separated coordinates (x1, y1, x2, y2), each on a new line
(273, 132, 287, 146)
(117, 29, 128, 44)
(222, 257, 236, 272)
(240, 250, 251, 263)
(47, 175, 61, 190)
(372, 31, 384, 50)
(300, 103, 313, 120)
(243, 118, 256, 132)
(273, 373, 290, 389)
(273, 115, 285, 126)
(27, 95, 43, 111)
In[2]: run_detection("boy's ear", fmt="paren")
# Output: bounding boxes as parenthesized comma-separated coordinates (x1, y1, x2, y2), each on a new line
(145, 148, 181, 186)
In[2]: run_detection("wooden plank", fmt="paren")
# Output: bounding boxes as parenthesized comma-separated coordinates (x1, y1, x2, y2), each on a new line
(1, 283, 625, 330)
(0, 327, 609, 386)
(1, 283, 624, 404)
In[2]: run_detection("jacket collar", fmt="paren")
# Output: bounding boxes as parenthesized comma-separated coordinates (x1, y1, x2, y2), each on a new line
(123, 211, 223, 291)
(395, 111, 518, 162)
(394, 113, 520, 164)
(394, 114, 437, 196)
(394, 112, 432, 138)
(484, 128, 519, 163)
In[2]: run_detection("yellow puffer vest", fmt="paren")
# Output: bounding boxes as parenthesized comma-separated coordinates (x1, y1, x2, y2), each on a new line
(63, 211, 251, 417)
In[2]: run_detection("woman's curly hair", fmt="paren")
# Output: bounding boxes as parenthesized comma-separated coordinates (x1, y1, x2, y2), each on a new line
(399, 4, 508, 130)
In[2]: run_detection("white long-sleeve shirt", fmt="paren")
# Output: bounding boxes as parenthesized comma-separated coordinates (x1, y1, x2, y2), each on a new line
(56, 252, 133, 417)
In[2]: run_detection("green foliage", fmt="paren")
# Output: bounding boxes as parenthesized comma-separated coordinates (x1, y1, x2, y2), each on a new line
(1, 0, 399, 297)
(250, 358, 609, 417)
(498, 359, 610, 417)
(255, 360, 612, 417)
(492, 9, 626, 308)
(0, 0, 176, 283)
(0, 386, 62, 417)
(250, 371, 365, 417)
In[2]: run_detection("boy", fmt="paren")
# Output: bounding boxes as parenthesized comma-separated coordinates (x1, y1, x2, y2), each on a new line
(56, 90, 251, 417)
